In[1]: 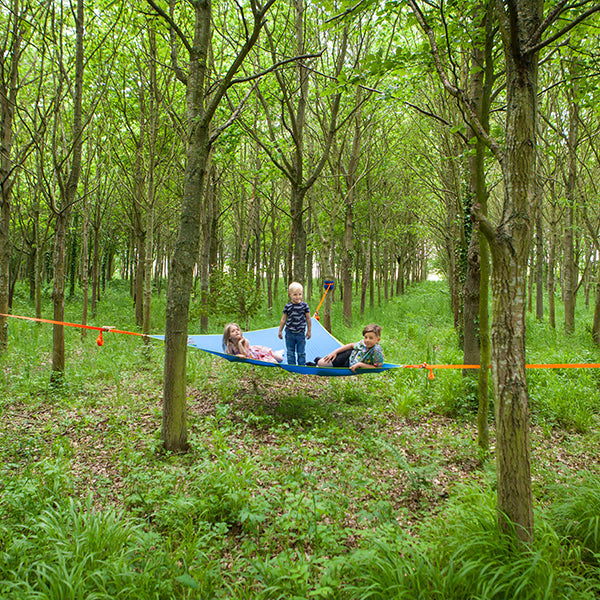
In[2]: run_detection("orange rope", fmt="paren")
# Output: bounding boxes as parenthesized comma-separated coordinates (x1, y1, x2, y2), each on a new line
(403, 362, 600, 380)
(0, 313, 147, 346)
(312, 282, 334, 320)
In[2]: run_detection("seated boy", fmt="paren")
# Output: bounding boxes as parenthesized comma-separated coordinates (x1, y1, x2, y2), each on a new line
(315, 324, 383, 373)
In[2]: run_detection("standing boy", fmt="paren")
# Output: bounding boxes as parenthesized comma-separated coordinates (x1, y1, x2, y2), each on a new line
(278, 282, 311, 365)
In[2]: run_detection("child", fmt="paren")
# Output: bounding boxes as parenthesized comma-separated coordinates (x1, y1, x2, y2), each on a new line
(316, 324, 383, 373)
(222, 323, 284, 364)
(278, 281, 311, 366)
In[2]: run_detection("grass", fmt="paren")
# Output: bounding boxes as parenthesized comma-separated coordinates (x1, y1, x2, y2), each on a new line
(1, 279, 600, 598)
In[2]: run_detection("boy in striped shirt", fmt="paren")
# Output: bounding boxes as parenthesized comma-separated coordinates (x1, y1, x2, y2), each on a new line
(278, 282, 311, 366)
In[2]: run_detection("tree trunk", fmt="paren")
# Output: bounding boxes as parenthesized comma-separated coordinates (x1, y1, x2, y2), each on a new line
(342, 200, 353, 326)
(52, 211, 71, 378)
(52, 0, 85, 382)
(0, 0, 23, 350)
(143, 24, 158, 338)
(155, 0, 274, 451)
(535, 188, 544, 320)
(91, 220, 100, 317)
(161, 3, 212, 449)
(488, 3, 541, 541)
(463, 224, 481, 367)
(592, 262, 600, 347)
(199, 164, 215, 333)
(548, 194, 557, 329)
(81, 198, 90, 338)
(563, 72, 579, 334)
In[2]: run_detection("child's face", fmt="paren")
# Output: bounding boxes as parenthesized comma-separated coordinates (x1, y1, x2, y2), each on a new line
(229, 324, 243, 341)
(289, 289, 303, 303)
(363, 332, 380, 348)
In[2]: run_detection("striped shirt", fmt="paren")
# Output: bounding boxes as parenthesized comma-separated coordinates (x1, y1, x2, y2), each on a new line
(283, 301, 310, 333)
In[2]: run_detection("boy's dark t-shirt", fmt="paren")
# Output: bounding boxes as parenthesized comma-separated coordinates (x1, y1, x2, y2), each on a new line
(283, 301, 310, 333)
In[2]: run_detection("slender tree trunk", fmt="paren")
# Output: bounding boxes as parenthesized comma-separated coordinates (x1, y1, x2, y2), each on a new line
(563, 73, 578, 334)
(81, 198, 90, 338)
(162, 0, 212, 450)
(0, 0, 23, 350)
(463, 223, 481, 366)
(158, 0, 274, 450)
(535, 187, 544, 320)
(52, 211, 71, 376)
(143, 23, 158, 338)
(342, 200, 353, 326)
(52, 0, 85, 382)
(199, 164, 215, 333)
(592, 262, 600, 347)
(91, 220, 100, 317)
(548, 196, 557, 329)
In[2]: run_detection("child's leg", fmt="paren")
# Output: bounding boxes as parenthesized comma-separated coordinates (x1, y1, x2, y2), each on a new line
(285, 331, 297, 365)
(332, 349, 352, 368)
(296, 334, 306, 366)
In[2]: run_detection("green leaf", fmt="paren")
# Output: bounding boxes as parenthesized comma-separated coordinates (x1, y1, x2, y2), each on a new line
(175, 573, 200, 590)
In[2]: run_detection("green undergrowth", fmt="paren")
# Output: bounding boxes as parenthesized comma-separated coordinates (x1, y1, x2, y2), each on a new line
(1, 279, 600, 598)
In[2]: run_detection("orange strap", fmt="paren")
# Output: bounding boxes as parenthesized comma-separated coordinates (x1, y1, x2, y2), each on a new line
(313, 282, 334, 320)
(403, 362, 600, 380)
(0, 313, 147, 346)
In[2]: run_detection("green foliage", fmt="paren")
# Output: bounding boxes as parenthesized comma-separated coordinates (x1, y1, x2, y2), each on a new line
(550, 472, 600, 564)
(342, 489, 600, 600)
(0, 470, 176, 599)
(194, 270, 264, 327)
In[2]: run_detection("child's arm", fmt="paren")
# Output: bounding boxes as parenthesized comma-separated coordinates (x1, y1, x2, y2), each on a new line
(322, 342, 354, 363)
(305, 312, 311, 339)
(350, 347, 384, 372)
(350, 361, 377, 372)
(234, 337, 250, 358)
(278, 314, 287, 339)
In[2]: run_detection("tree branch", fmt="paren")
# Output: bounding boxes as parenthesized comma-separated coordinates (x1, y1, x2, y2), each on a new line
(525, 2, 600, 56)
(407, 0, 505, 162)
(145, 0, 192, 54)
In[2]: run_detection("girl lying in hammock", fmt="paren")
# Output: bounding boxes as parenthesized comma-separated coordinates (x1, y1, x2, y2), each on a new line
(222, 323, 284, 364)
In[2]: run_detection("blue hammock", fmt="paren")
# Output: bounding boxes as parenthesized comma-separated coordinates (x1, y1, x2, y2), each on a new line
(153, 319, 401, 377)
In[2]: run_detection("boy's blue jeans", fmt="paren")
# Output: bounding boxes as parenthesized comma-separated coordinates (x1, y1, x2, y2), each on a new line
(285, 330, 306, 365)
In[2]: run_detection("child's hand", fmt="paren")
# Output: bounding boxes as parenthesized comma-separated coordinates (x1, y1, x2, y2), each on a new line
(278, 331, 283, 339)
(306, 331, 311, 340)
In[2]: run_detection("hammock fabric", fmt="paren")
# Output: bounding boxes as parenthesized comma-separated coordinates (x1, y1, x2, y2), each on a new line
(152, 319, 401, 377)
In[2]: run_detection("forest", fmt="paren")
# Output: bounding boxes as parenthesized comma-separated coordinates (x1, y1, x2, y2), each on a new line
(2, 0, 600, 598)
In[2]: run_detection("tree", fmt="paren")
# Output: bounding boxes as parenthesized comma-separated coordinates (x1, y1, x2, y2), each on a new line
(49, 0, 86, 382)
(408, 0, 600, 543)
(147, 0, 276, 452)
(243, 0, 347, 285)
(0, 0, 32, 349)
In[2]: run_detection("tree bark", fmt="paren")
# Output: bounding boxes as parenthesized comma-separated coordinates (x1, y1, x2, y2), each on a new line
(150, 0, 275, 451)
(0, 0, 24, 350)
(593, 262, 600, 347)
(563, 65, 579, 334)
(51, 0, 85, 381)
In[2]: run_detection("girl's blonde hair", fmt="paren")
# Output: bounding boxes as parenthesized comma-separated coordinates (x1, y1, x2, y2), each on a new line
(222, 322, 241, 354)
(288, 281, 303, 294)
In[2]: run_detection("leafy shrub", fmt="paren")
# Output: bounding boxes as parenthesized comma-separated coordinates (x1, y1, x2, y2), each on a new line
(550, 472, 600, 564)
(0, 485, 176, 599)
(341, 487, 600, 600)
